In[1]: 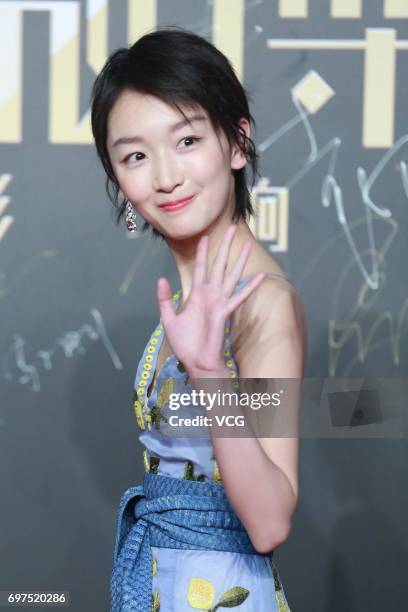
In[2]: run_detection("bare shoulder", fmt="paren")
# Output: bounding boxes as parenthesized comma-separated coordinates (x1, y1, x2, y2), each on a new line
(231, 265, 307, 365)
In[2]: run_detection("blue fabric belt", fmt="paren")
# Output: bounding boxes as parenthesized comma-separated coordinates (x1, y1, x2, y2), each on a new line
(110, 472, 271, 611)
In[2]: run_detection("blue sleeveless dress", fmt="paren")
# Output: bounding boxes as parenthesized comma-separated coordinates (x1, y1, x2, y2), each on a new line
(127, 273, 292, 611)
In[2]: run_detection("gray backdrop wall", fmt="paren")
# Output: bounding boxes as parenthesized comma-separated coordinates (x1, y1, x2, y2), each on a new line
(0, 1, 407, 610)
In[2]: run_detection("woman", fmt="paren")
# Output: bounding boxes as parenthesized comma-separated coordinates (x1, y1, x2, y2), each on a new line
(91, 28, 306, 612)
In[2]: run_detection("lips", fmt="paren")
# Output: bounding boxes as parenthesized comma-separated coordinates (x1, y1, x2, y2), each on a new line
(159, 195, 195, 212)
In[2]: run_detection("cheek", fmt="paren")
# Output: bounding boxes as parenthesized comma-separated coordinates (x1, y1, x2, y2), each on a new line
(116, 168, 149, 203)
(188, 148, 230, 191)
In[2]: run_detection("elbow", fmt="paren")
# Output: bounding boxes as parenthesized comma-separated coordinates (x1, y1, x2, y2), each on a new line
(251, 521, 292, 555)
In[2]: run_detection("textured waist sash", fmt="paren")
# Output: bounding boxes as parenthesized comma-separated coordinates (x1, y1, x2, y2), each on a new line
(110, 472, 268, 611)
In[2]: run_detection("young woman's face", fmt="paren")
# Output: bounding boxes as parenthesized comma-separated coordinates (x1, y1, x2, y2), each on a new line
(106, 90, 247, 239)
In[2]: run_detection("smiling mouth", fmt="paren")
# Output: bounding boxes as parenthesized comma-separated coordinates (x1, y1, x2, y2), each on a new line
(159, 195, 195, 212)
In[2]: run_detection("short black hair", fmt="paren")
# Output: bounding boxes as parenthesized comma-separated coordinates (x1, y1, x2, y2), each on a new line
(90, 27, 259, 240)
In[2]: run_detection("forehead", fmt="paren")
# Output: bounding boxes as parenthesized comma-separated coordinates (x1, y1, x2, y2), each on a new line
(107, 90, 210, 143)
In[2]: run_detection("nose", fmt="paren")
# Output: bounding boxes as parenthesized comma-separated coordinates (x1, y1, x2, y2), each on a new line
(152, 151, 184, 192)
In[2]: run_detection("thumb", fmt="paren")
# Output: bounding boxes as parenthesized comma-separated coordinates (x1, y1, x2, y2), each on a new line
(157, 277, 177, 328)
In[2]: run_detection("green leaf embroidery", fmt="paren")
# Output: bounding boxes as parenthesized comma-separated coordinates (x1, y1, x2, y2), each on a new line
(149, 405, 169, 430)
(150, 456, 160, 474)
(177, 361, 186, 373)
(183, 460, 206, 481)
(212, 586, 250, 610)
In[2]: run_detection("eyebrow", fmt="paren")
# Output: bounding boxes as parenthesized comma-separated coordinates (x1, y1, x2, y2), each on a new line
(112, 114, 207, 148)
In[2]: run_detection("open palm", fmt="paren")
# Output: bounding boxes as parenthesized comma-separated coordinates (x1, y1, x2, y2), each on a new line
(156, 224, 266, 376)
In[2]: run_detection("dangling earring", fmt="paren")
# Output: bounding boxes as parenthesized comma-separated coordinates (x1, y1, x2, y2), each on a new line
(125, 199, 138, 232)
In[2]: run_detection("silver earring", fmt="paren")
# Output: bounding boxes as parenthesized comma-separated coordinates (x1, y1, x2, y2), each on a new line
(125, 200, 138, 232)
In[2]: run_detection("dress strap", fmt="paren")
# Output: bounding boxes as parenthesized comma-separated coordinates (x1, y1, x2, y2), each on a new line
(236, 271, 294, 289)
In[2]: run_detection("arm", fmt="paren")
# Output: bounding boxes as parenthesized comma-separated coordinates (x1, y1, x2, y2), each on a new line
(189, 280, 306, 554)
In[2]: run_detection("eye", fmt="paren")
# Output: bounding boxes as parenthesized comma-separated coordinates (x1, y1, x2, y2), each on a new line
(180, 136, 201, 147)
(123, 152, 145, 164)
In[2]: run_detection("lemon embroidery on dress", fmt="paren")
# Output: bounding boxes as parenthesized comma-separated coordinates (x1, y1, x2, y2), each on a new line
(187, 579, 250, 611)
(187, 578, 215, 609)
(157, 377, 174, 405)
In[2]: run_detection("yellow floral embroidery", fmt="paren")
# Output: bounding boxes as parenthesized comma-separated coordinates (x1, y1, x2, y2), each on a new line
(133, 391, 146, 430)
(143, 449, 150, 473)
(133, 290, 182, 432)
(151, 590, 160, 612)
(275, 590, 289, 612)
(187, 578, 215, 609)
(151, 557, 157, 577)
(213, 460, 222, 484)
(268, 558, 291, 611)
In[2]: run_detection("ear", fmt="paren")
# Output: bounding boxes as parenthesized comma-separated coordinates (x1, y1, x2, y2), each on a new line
(230, 117, 251, 171)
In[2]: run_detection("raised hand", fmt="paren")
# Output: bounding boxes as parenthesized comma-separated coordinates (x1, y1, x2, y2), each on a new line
(156, 224, 266, 377)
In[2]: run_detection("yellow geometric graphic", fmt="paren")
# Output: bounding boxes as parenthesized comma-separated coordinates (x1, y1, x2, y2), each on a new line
(292, 70, 335, 114)
(0, 173, 13, 243)
(279, 0, 308, 18)
(0, 0, 248, 143)
(278, 0, 408, 19)
(384, 0, 408, 18)
(127, 0, 157, 45)
(213, 0, 245, 82)
(331, 0, 362, 18)
(0, 2, 90, 143)
(363, 29, 396, 148)
(249, 179, 289, 252)
(87, 0, 108, 73)
(267, 28, 408, 148)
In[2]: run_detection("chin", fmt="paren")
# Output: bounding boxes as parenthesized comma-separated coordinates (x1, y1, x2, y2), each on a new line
(163, 226, 204, 241)
(154, 216, 211, 241)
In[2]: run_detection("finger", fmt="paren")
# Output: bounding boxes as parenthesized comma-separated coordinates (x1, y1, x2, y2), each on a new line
(224, 239, 253, 296)
(224, 272, 266, 316)
(192, 234, 209, 287)
(157, 277, 177, 327)
(209, 223, 237, 286)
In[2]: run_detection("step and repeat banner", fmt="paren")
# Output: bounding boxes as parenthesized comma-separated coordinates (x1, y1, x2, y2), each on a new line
(0, 1, 407, 610)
